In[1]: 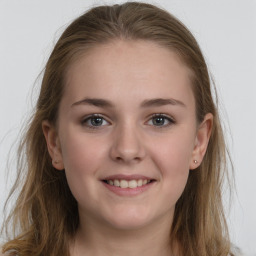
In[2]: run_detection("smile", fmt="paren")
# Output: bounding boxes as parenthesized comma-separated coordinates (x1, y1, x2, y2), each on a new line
(103, 179, 152, 188)
(101, 175, 156, 196)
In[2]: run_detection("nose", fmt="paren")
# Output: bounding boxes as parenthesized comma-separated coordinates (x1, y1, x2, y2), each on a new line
(110, 123, 146, 164)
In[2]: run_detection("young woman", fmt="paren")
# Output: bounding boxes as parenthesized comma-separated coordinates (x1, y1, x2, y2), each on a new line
(1, 2, 236, 256)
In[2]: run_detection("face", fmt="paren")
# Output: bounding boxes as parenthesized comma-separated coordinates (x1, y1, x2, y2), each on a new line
(43, 40, 212, 232)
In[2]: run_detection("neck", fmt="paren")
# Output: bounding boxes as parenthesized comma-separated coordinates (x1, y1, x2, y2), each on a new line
(71, 212, 177, 256)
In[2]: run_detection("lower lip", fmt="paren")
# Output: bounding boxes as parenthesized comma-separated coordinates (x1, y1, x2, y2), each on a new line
(102, 181, 155, 196)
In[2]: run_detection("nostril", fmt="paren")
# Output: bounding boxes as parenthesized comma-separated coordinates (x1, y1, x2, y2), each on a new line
(115, 156, 125, 163)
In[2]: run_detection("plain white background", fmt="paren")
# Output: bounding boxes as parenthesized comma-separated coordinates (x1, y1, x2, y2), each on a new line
(0, 0, 255, 254)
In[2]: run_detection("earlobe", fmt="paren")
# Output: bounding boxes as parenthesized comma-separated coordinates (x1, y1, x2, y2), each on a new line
(190, 113, 213, 170)
(42, 120, 64, 170)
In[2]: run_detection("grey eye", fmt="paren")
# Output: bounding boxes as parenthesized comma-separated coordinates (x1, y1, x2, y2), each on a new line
(152, 116, 167, 126)
(147, 114, 175, 127)
(82, 115, 109, 128)
(89, 116, 104, 126)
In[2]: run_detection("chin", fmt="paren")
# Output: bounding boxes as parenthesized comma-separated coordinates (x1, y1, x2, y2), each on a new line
(104, 206, 154, 230)
(108, 218, 151, 231)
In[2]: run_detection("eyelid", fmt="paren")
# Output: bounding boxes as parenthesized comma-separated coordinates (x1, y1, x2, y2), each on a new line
(80, 113, 175, 129)
(81, 114, 111, 128)
(146, 113, 176, 127)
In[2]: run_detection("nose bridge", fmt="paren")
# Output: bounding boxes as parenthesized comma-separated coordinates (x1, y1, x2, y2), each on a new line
(110, 118, 145, 163)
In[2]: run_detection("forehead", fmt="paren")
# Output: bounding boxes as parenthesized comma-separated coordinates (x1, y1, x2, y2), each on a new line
(63, 40, 195, 108)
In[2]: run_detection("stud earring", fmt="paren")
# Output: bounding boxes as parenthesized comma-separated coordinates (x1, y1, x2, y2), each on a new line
(52, 160, 59, 164)
(193, 160, 198, 164)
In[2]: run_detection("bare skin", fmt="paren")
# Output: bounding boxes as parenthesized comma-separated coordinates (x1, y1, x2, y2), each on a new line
(71, 215, 174, 256)
(43, 40, 212, 256)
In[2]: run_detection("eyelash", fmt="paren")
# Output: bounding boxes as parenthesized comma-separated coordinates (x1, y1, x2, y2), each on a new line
(81, 113, 175, 129)
(81, 114, 110, 129)
(147, 114, 175, 128)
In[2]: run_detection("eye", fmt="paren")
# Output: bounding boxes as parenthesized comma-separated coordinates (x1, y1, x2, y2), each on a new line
(147, 114, 175, 127)
(81, 114, 109, 128)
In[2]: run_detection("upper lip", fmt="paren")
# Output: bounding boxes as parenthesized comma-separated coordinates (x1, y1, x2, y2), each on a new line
(102, 174, 156, 181)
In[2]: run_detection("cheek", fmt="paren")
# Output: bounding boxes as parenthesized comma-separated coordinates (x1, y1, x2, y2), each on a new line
(59, 130, 107, 198)
(60, 129, 106, 173)
(150, 130, 195, 198)
(153, 130, 195, 171)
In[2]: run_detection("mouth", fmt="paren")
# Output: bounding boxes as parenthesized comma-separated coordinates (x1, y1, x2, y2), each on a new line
(101, 175, 156, 196)
(102, 179, 155, 189)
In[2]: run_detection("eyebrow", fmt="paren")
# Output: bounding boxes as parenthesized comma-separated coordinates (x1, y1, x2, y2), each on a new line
(71, 98, 114, 108)
(141, 98, 186, 108)
(71, 97, 186, 108)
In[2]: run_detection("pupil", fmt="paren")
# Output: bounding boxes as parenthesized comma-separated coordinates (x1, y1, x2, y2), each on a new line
(91, 117, 103, 126)
(153, 117, 164, 126)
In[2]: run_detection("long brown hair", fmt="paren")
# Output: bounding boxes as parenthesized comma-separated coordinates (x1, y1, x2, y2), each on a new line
(2, 2, 233, 256)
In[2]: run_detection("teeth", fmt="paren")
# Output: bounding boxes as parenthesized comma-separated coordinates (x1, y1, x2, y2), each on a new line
(120, 180, 128, 188)
(128, 180, 137, 188)
(143, 180, 148, 185)
(114, 179, 119, 186)
(106, 179, 151, 188)
(137, 179, 143, 186)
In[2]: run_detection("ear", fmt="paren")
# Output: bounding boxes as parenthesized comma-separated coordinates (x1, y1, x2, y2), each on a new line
(190, 113, 213, 170)
(42, 120, 64, 170)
